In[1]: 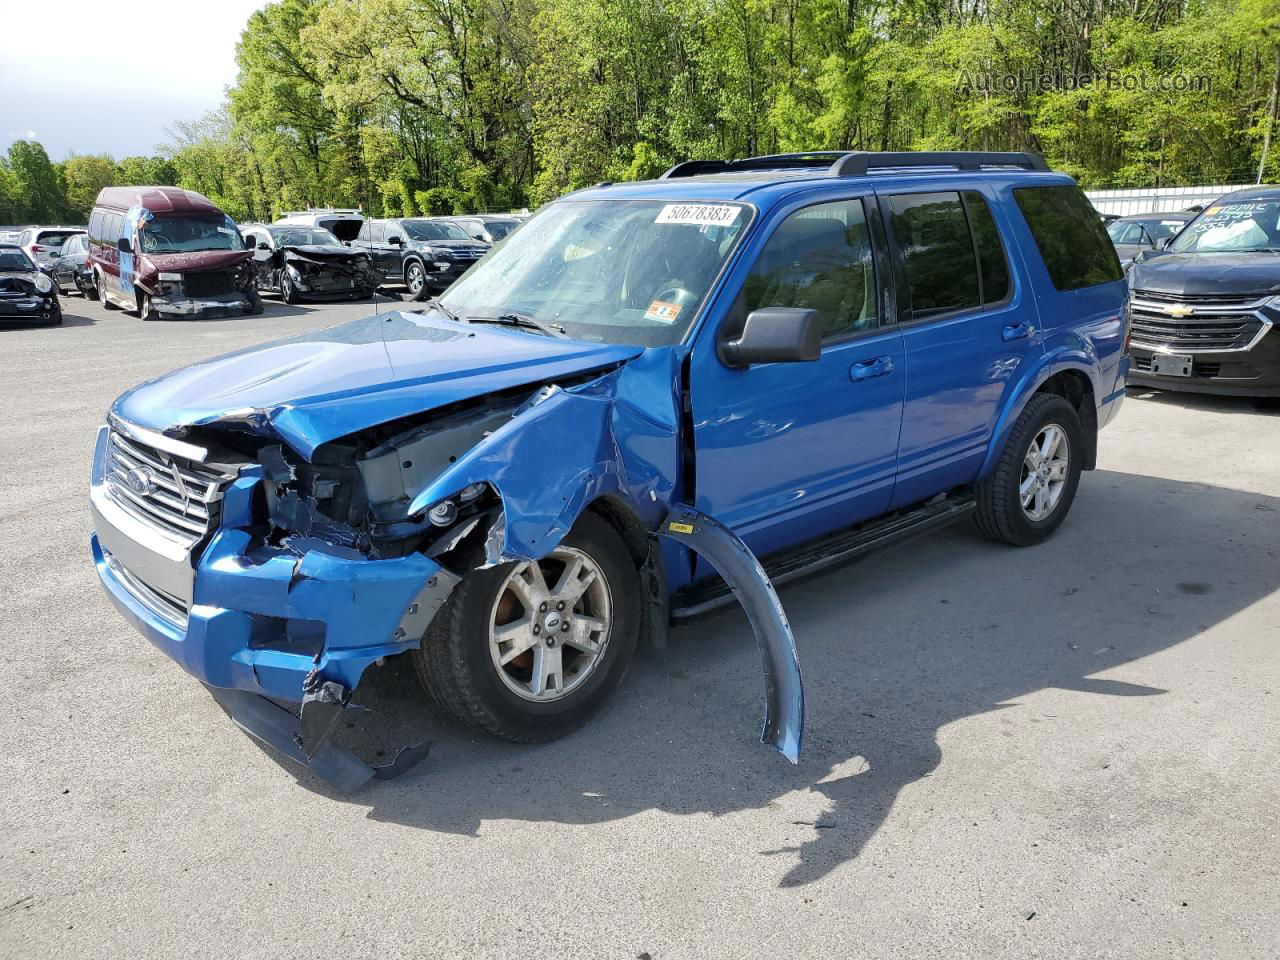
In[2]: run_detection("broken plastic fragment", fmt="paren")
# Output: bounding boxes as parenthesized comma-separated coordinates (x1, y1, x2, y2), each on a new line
(658, 504, 804, 763)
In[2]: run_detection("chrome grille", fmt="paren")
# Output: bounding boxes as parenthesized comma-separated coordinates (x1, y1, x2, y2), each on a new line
(104, 429, 233, 547)
(1129, 292, 1272, 354)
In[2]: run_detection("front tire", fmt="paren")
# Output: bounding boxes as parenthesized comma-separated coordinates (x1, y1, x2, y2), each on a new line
(974, 393, 1084, 546)
(281, 272, 301, 304)
(96, 272, 117, 309)
(405, 260, 428, 301)
(413, 511, 639, 743)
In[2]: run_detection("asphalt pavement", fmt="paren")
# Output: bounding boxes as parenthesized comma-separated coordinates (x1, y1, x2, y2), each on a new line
(2, 292, 1277, 959)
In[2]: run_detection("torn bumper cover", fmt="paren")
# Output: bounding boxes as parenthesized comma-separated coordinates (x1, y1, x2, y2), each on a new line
(90, 431, 458, 789)
(659, 504, 804, 763)
(150, 291, 255, 319)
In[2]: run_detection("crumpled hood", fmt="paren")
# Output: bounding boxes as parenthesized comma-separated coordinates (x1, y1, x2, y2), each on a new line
(0, 270, 42, 292)
(111, 311, 644, 459)
(143, 250, 254, 274)
(1129, 251, 1280, 298)
(281, 245, 372, 266)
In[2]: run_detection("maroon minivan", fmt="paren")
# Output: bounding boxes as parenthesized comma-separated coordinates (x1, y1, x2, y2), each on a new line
(88, 186, 262, 320)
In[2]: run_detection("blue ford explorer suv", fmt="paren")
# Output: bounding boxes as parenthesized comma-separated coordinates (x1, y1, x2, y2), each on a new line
(89, 151, 1129, 790)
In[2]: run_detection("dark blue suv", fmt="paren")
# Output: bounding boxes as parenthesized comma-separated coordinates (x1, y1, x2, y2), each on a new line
(89, 151, 1129, 789)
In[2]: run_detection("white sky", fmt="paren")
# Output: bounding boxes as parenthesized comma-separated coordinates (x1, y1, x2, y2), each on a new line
(1, 0, 269, 160)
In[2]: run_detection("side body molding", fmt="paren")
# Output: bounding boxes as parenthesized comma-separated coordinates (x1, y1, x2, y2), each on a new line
(659, 504, 804, 763)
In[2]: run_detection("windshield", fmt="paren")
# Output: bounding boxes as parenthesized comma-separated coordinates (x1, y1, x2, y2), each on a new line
(139, 217, 239, 254)
(1170, 200, 1280, 253)
(485, 220, 516, 239)
(403, 220, 472, 242)
(269, 227, 342, 247)
(1107, 219, 1186, 243)
(440, 199, 750, 346)
(0, 248, 34, 271)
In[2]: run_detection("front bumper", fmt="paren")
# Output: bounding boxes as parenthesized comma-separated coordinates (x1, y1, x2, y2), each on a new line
(1129, 333, 1280, 398)
(89, 426, 455, 786)
(291, 272, 375, 300)
(0, 295, 58, 321)
(152, 291, 254, 319)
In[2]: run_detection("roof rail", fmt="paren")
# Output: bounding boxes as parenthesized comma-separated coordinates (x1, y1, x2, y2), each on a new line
(659, 150, 1050, 179)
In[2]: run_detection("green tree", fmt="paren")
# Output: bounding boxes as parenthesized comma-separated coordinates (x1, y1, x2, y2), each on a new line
(62, 154, 116, 221)
(8, 141, 64, 222)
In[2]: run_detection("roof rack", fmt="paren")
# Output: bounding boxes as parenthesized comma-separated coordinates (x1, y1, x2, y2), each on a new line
(279, 207, 364, 216)
(659, 150, 1050, 179)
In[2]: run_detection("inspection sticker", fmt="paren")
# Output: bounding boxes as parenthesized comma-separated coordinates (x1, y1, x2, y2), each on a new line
(644, 299, 683, 324)
(668, 522, 695, 534)
(655, 203, 740, 226)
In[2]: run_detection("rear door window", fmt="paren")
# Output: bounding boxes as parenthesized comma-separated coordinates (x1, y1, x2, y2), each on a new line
(885, 191, 980, 319)
(963, 191, 1010, 305)
(1014, 185, 1123, 290)
(744, 198, 878, 340)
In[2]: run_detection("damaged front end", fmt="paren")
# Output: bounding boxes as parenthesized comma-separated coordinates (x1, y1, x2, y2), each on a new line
(275, 246, 377, 300)
(91, 312, 806, 790)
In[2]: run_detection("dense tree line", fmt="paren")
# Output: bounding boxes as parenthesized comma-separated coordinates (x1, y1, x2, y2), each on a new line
(5, 0, 1280, 224)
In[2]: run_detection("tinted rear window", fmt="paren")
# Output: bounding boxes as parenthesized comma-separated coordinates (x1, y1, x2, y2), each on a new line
(1015, 185, 1123, 290)
(886, 191, 979, 319)
(963, 192, 1010, 305)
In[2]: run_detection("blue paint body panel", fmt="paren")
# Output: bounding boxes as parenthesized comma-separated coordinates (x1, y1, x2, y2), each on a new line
(93, 163, 1127, 723)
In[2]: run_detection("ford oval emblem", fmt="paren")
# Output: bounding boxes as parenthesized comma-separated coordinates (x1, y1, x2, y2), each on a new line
(124, 466, 157, 497)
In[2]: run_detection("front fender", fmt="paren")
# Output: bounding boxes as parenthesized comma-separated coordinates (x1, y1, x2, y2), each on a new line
(978, 348, 1102, 480)
(407, 351, 681, 562)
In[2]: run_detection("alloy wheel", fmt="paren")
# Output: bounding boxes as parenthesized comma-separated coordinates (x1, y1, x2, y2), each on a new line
(1020, 423, 1070, 521)
(487, 547, 612, 702)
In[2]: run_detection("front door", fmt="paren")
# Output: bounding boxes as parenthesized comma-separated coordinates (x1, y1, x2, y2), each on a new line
(691, 193, 906, 562)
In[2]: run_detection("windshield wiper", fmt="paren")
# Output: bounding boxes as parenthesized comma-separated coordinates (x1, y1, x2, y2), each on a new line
(423, 298, 462, 323)
(465, 312, 568, 339)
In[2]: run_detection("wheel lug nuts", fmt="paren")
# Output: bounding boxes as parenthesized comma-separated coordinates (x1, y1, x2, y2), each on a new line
(539, 602, 547, 612)
(556, 601, 564, 610)
(533, 624, 541, 635)
(561, 622, 570, 632)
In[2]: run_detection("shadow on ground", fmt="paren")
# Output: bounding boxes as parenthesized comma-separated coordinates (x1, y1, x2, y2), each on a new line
(235, 468, 1280, 887)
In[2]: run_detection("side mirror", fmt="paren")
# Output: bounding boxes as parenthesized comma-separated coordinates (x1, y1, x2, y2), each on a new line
(38, 261, 55, 274)
(257, 241, 271, 251)
(388, 235, 404, 246)
(720, 307, 821, 366)
(117, 236, 132, 254)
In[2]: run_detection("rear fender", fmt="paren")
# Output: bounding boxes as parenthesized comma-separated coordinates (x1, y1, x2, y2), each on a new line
(978, 349, 1101, 480)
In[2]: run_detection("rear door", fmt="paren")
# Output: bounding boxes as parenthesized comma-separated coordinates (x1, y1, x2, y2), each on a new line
(691, 191, 906, 560)
(882, 187, 1043, 507)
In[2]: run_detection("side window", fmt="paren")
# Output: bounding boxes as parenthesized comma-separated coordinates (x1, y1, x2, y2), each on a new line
(356, 221, 370, 242)
(886, 191, 979, 320)
(963, 191, 1010, 305)
(743, 198, 878, 339)
(1014, 185, 1123, 290)
(369, 222, 385, 242)
(88, 212, 102, 246)
(106, 213, 123, 245)
(385, 224, 404, 243)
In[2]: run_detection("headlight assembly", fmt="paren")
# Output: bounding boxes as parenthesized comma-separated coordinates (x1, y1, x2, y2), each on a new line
(33, 273, 53, 294)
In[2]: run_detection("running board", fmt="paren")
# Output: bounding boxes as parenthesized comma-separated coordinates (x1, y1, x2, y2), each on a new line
(670, 494, 976, 621)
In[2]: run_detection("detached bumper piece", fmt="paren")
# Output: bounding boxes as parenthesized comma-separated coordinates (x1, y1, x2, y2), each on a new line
(659, 504, 804, 763)
(206, 680, 430, 793)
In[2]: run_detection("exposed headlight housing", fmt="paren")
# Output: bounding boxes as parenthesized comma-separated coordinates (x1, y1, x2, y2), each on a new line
(33, 273, 53, 294)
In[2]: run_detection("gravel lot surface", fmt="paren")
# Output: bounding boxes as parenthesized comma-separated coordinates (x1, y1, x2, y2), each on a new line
(2, 294, 1277, 959)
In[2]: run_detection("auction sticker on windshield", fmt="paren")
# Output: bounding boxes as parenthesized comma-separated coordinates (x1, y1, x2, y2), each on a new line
(655, 204, 741, 226)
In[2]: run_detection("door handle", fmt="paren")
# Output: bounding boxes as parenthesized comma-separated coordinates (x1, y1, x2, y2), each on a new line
(850, 355, 894, 381)
(1002, 321, 1035, 341)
